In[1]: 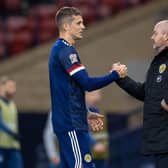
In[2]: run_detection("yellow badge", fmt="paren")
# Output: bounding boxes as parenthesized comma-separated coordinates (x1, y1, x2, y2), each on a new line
(84, 154, 92, 163)
(159, 64, 166, 74)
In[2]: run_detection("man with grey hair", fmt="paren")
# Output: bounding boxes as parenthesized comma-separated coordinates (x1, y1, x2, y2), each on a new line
(115, 20, 168, 168)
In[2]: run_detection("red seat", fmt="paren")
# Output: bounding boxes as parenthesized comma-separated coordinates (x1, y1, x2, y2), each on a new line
(0, 45, 6, 60)
(101, 0, 126, 13)
(28, 5, 58, 44)
(0, 30, 6, 59)
(29, 4, 56, 20)
(37, 30, 54, 44)
(7, 30, 33, 55)
(4, 0, 21, 12)
(38, 17, 56, 33)
(73, 4, 98, 25)
(0, 31, 5, 44)
(125, 0, 141, 7)
(68, 0, 97, 6)
(97, 4, 112, 18)
(5, 16, 29, 32)
(0, 20, 3, 31)
(54, 0, 67, 8)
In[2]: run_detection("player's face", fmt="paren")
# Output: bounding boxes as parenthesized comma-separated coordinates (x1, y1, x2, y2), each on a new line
(151, 24, 166, 52)
(69, 15, 85, 40)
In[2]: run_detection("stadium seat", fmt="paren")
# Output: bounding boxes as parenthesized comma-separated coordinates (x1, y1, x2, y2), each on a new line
(28, 4, 58, 44)
(0, 30, 7, 59)
(38, 17, 56, 33)
(0, 45, 6, 60)
(68, 0, 98, 6)
(7, 30, 33, 55)
(29, 4, 56, 20)
(73, 4, 98, 25)
(97, 4, 112, 19)
(0, 20, 3, 32)
(100, 0, 126, 13)
(4, 0, 21, 12)
(5, 16, 33, 55)
(5, 16, 29, 32)
(0, 31, 6, 59)
(0, 31, 5, 44)
(37, 30, 54, 44)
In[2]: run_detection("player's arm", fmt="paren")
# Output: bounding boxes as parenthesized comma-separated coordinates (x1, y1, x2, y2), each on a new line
(116, 76, 145, 101)
(59, 48, 120, 91)
(72, 70, 119, 91)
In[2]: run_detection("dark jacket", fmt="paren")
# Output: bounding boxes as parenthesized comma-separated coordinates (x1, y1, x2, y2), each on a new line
(116, 47, 168, 154)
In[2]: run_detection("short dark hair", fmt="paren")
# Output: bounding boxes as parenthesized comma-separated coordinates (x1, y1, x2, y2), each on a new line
(56, 7, 81, 30)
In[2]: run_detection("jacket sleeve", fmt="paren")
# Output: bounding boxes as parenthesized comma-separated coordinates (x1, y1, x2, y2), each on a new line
(116, 76, 145, 101)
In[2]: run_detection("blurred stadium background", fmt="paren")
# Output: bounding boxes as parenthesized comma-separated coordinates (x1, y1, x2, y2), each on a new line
(0, 0, 168, 167)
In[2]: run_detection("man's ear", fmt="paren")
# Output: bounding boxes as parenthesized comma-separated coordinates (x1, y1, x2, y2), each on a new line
(163, 33, 168, 41)
(63, 22, 70, 31)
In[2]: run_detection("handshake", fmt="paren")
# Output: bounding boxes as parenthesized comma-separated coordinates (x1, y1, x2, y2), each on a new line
(111, 62, 128, 78)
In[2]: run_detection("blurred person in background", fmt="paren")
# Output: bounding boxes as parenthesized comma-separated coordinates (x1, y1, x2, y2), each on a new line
(115, 20, 168, 168)
(0, 76, 23, 168)
(48, 6, 127, 168)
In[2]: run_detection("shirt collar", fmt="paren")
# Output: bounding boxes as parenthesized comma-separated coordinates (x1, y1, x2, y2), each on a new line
(59, 38, 72, 47)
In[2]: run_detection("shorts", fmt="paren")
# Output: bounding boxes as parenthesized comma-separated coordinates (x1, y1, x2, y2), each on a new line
(56, 130, 95, 168)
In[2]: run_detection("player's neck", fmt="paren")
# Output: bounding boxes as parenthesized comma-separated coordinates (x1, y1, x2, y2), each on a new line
(59, 33, 75, 45)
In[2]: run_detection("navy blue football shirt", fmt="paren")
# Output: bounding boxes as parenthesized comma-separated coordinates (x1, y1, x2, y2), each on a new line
(49, 38, 119, 133)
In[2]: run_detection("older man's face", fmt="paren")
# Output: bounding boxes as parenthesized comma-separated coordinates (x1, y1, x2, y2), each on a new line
(151, 23, 168, 52)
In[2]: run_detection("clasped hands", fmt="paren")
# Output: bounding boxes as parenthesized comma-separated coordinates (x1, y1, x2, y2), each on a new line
(111, 62, 128, 78)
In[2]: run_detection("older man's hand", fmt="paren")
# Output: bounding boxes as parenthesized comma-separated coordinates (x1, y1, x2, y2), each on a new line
(161, 99, 168, 112)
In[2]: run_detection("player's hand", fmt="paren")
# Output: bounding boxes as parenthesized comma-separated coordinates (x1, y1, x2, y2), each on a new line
(111, 62, 128, 78)
(161, 99, 168, 112)
(110, 62, 120, 73)
(119, 64, 128, 78)
(87, 112, 104, 132)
